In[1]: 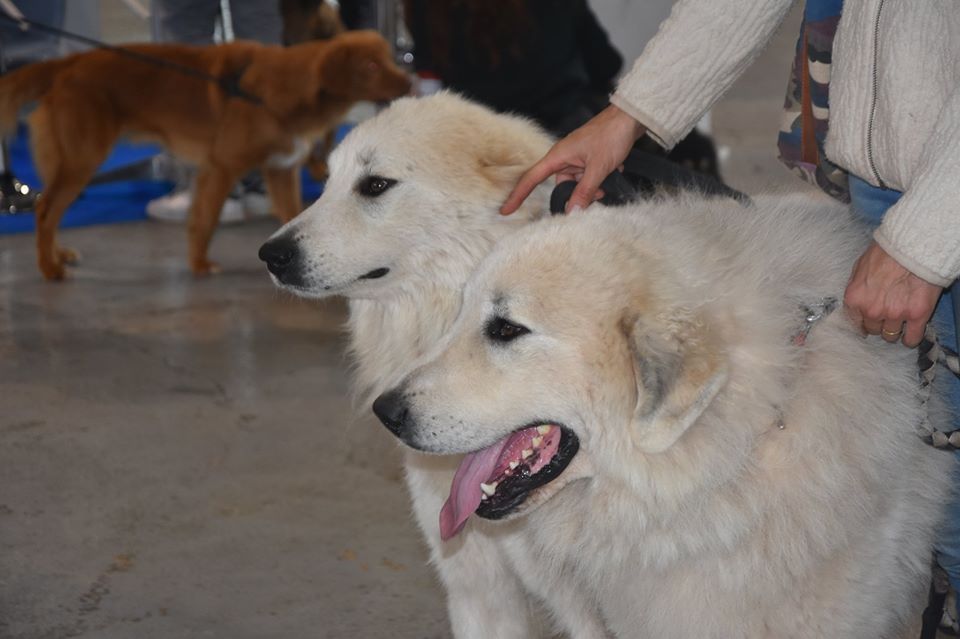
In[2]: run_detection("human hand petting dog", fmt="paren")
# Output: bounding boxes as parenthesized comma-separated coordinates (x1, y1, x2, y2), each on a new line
(502, 105, 942, 352)
(844, 241, 943, 347)
(501, 104, 646, 215)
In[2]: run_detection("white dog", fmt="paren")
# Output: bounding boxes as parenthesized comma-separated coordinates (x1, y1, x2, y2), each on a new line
(372, 196, 954, 639)
(260, 93, 576, 636)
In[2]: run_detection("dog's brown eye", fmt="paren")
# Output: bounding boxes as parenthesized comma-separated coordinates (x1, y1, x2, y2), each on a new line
(357, 175, 397, 197)
(485, 317, 530, 343)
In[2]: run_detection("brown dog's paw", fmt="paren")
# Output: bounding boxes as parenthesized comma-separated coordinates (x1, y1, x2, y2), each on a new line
(191, 259, 222, 277)
(58, 247, 81, 265)
(39, 259, 66, 281)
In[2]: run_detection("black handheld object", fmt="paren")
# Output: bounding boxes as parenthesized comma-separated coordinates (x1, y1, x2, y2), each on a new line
(549, 170, 637, 215)
(549, 149, 748, 215)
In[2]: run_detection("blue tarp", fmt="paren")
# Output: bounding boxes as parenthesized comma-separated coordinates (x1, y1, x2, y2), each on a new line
(0, 123, 347, 235)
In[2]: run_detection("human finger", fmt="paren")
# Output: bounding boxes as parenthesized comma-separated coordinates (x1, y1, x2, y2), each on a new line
(843, 303, 867, 336)
(501, 154, 573, 215)
(861, 316, 883, 336)
(880, 320, 904, 343)
(555, 167, 584, 184)
(566, 165, 608, 212)
(902, 318, 927, 348)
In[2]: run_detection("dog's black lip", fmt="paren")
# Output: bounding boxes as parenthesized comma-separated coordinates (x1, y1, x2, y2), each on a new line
(358, 267, 390, 280)
(271, 271, 305, 288)
(475, 425, 579, 521)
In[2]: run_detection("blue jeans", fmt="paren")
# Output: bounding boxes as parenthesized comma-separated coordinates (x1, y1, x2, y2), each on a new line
(849, 175, 960, 589)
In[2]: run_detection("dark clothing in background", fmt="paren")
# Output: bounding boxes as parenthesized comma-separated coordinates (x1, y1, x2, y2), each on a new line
(150, 0, 283, 45)
(405, 0, 622, 136)
(338, 0, 378, 31)
(0, 0, 65, 67)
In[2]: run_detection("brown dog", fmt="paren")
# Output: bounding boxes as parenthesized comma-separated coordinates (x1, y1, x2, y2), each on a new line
(0, 31, 410, 280)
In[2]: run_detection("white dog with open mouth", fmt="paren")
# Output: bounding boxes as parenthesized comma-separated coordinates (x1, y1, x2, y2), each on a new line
(371, 195, 953, 638)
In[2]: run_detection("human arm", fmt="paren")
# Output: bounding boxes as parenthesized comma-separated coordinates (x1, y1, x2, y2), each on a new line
(844, 85, 960, 347)
(501, 0, 797, 214)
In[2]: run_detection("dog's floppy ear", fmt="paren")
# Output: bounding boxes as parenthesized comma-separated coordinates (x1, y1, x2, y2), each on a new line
(477, 144, 532, 192)
(626, 311, 727, 453)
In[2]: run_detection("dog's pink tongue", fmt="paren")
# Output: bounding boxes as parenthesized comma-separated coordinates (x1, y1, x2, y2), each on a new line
(439, 437, 510, 542)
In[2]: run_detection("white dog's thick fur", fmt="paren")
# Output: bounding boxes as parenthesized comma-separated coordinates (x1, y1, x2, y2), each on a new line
(268, 93, 952, 638)
(267, 93, 573, 635)
(382, 195, 954, 638)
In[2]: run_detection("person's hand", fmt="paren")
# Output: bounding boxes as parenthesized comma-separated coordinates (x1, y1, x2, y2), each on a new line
(843, 241, 943, 347)
(500, 104, 646, 215)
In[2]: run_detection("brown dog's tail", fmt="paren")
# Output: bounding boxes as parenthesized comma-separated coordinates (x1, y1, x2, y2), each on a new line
(0, 58, 68, 134)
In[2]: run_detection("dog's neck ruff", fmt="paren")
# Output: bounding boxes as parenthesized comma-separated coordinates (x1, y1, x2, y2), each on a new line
(787, 296, 959, 453)
(348, 281, 465, 402)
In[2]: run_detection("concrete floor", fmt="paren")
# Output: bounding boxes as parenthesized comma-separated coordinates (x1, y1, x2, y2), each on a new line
(8, 6, 927, 639)
(0, 221, 448, 639)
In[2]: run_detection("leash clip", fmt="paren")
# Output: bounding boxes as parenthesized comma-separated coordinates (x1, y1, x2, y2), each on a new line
(792, 296, 838, 346)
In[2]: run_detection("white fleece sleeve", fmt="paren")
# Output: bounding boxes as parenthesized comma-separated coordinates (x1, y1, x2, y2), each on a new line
(610, 0, 797, 149)
(873, 86, 960, 287)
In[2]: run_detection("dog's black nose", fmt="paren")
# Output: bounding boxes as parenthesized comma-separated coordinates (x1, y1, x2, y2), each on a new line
(258, 236, 298, 278)
(373, 389, 410, 438)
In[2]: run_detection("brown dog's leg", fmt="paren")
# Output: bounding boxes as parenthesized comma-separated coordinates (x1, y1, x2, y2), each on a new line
(29, 103, 114, 280)
(34, 181, 86, 281)
(306, 128, 335, 181)
(188, 167, 237, 276)
(262, 166, 303, 223)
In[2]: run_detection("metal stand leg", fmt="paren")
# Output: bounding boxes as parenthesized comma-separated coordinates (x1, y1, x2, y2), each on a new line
(0, 134, 36, 215)
(375, 0, 413, 67)
(0, 2, 39, 215)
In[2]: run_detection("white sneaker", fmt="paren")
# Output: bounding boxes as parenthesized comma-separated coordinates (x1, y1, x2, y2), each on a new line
(146, 189, 246, 225)
(241, 190, 272, 219)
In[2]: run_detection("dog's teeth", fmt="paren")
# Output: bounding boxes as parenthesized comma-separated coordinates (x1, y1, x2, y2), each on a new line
(509, 461, 519, 470)
(481, 493, 488, 501)
(531, 436, 543, 448)
(480, 482, 498, 496)
(521, 449, 533, 459)
(537, 425, 551, 435)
